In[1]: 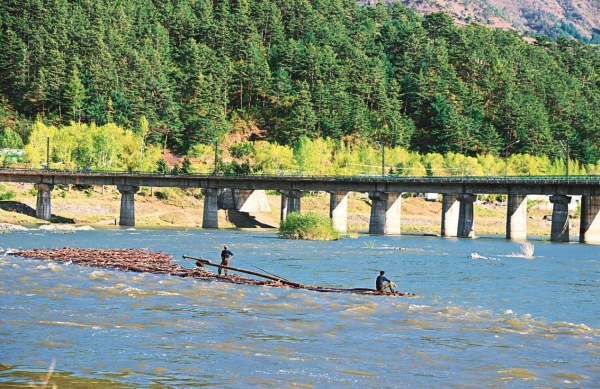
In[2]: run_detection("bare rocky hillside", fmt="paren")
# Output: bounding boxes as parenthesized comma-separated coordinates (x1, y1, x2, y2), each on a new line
(360, 0, 600, 42)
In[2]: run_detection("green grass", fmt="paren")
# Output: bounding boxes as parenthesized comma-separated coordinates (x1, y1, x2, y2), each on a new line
(475, 205, 504, 217)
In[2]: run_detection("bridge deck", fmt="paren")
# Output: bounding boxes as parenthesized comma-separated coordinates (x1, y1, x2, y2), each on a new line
(1, 168, 598, 195)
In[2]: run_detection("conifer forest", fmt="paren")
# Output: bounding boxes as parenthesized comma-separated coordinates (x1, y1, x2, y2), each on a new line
(1, 0, 600, 173)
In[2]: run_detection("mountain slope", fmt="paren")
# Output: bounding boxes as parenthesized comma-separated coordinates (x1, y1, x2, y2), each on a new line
(360, 0, 600, 42)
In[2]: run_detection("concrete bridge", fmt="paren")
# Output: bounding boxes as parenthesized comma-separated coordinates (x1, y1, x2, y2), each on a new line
(1, 168, 600, 243)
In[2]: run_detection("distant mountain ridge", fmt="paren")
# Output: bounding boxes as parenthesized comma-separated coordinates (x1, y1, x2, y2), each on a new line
(360, 0, 600, 42)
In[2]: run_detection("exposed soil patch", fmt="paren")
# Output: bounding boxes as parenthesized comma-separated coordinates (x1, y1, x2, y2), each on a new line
(51, 204, 116, 215)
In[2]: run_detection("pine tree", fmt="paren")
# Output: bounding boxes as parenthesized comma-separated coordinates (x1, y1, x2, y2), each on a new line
(64, 66, 86, 123)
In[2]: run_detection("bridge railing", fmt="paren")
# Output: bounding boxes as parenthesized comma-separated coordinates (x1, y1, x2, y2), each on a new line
(0, 166, 599, 184)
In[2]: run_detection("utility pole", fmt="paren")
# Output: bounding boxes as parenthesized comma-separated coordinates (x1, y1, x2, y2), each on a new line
(214, 139, 219, 175)
(559, 140, 569, 183)
(381, 143, 385, 176)
(377, 141, 385, 176)
(46, 137, 50, 170)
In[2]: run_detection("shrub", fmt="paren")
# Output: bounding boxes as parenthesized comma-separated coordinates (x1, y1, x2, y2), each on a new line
(155, 189, 170, 200)
(221, 160, 252, 174)
(494, 194, 507, 203)
(0, 190, 16, 200)
(278, 212, 341, 241)
(181, 156, 192, 174)
(156, 158, 170, 174)
(230, 141, 253, 158)
(0, 153, 18, 167)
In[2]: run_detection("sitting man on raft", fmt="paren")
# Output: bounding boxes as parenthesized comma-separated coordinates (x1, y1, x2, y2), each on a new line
(376, 271, 397, 294)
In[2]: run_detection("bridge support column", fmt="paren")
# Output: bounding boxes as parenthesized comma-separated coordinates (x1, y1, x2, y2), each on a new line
(329, 191, 348, 234)
(441, 193, 459, 237)
(35, 183, 54, 221)
(117, 185, 139, 226)
(368, 192, 401, 235)
(579, 195, 600, 243)
(233, 189, 271, 212)
(385, 192, 402, 235)
(550, 195, 571, 242)
(280, 190, 303, 220)
(234, 189, 253, 210)
(457, 193, 477, 238)
(202, 188, 220, 228)
(506, 194, 527, 240)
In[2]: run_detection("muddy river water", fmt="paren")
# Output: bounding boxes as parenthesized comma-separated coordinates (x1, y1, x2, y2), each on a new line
(1, 227, 598, 387)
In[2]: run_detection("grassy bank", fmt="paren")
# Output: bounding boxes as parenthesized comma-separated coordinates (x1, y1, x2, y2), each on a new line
(0, 182, 571, 237)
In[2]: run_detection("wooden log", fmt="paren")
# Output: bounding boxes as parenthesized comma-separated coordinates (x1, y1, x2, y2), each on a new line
(9, 248, 416, 296)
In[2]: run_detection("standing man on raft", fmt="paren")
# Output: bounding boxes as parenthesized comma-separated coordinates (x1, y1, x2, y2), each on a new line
(219, 245, 234, 276)
(376, 271, 397, 294)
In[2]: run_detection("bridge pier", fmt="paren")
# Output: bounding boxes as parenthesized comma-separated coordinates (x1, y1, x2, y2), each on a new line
(506, 194, 527, 240)
(280, 190, 303, 220)
(368, 192, 401, 235)
(233, 189, 252, 210)
(550, 195, 571, 242)
(579, 195, 600, 243)
(233, 189, 271, 212)
(329, 191, 348, 234)
(457, 193, 477, 238)
(35, 183, 54, 221)
(202, 188, 220, 228)
(117, 185, 139, 226)
(441, 193, 459, 237)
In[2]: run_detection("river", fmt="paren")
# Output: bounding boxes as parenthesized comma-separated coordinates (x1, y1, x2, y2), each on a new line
(1, 227, 599, 388)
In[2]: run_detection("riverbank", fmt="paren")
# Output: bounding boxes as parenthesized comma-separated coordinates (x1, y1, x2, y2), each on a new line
(0, 182, 574, 237)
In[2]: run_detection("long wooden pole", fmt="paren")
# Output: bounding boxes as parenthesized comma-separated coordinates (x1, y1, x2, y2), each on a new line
(251, 264, 292, 283)
(182, 255, 304, 288)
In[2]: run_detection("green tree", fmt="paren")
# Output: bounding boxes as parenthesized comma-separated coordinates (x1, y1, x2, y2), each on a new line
(0, 127, 24, 149)
(157, 158, 171, 174)
(64, 66, 86, 123)
(282, 82, 317, 143)
(181, 156, 192, 174)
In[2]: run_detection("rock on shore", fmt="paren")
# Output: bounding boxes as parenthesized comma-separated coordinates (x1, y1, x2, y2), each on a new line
(39, 224, 76, 233)
(0, 223, 28, 233)
(37, 224, 95, 233)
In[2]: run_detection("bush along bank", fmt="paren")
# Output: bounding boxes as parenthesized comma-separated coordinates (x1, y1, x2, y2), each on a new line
(278, 212, 342, 241)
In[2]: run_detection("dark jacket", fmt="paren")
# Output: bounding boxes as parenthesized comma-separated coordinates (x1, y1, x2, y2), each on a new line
(376, 274, 391, 290)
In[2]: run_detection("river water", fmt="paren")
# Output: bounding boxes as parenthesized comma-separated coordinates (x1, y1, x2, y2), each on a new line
(0, 227, 598, 388)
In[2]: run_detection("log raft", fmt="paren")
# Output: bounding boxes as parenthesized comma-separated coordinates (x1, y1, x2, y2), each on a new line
(183, 255, 304, 288)
(9, 248, 417, 296)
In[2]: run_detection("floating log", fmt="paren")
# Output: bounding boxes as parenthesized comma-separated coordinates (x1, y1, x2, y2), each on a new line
(9, 248, 417, 296)
(9, 248, 265, 286)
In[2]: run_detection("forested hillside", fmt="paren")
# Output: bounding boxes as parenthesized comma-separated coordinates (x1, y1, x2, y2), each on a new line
(362, 0, 600, 43)
(1, 0, 600, 165)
